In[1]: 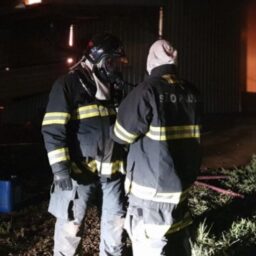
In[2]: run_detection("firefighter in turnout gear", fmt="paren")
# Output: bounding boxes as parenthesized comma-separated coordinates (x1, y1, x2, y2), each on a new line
(111, 39, 202, 256)
(41, 33, 127, 256)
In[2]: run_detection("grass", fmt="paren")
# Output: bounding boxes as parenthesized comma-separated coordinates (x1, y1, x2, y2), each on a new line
(189, 155, 256, 255)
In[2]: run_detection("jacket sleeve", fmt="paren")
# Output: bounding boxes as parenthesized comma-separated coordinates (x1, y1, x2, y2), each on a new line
(41, 76, 72, 174)
(111, 82, 152, 144)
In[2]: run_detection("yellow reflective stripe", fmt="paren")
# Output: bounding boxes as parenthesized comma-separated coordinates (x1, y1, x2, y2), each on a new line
(48, 147, 70, 165)
(73, 105, 116, 120)
(86, 159, 97, 173)
(42, 112, 71, 125)
(71, 161, 97, 174)
(146, 125, 200, 141)
(125, 178, 189, 204)
(114, 121, 138, 143)
(166, 213, 193, 235)
(98, 105, 116, 117)
(96, 160, 124, 175)
(118, 161, 126, 174)
(79, 104, 98, 111)
(162, 74, 179, 84)
(110, 160, 125, 174)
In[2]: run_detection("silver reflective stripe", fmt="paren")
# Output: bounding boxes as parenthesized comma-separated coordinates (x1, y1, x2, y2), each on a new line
(144, 223, 171, 237)
(146, 125, 200, 141)
(48, 147, 70, 165)
(114, 121, 138, 144)
(96, 160, 125, 175)
(125, 178, 189, 204)
(42, 112, 71, 125)
(73, 104, 116, 120)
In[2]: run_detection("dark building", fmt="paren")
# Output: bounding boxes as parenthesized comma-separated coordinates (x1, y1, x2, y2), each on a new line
(0, 0, 256, 123)
(0, 0, 255, 174)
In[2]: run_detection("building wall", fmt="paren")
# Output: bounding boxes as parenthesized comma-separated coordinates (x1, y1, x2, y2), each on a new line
(0, 6, 159, 124)
(75, 12, 159, 85)
(165, 0, 245, 113)
(0, 1, 249, 117)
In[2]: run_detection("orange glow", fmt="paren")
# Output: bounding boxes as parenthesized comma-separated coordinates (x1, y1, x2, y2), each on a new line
(158, 6, 163, 39)
(246, 0, 256, 92)
(24, 0, 42, 5)
(69, 24, 74, 47)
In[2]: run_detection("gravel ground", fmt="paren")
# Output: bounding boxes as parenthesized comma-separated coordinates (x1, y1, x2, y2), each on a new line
(1, 202, 101, 256)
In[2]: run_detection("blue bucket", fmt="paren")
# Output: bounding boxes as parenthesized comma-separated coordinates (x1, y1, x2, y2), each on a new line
(0, 178, 21, 213)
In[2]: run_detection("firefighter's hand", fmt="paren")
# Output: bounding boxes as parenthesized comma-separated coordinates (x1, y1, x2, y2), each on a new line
(54, 171, 73, 191)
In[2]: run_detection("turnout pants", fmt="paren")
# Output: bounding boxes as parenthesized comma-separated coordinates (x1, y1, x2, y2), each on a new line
(124, 199, 192, 256)
(48, 178, 126, 256)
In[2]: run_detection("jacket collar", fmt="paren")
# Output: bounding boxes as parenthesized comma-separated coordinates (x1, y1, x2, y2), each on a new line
(150, 64, 177, 78)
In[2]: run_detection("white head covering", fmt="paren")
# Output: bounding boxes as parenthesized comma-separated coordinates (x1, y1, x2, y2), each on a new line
(146, 39, 178, 75)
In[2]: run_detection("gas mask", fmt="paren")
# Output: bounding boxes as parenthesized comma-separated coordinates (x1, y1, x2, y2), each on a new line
(92, 55, 129, 105)
(93, 55, 123, 85)
(82, 33, 134, 105)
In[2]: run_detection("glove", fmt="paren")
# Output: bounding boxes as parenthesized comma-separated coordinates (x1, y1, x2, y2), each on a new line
(54, 170, 73, 191)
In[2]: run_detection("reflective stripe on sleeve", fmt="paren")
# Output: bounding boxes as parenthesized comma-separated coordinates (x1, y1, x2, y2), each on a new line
(125, 178, 189, 204)
(73, 105, 116, 120)
(48, 147, 70, 165)
(146, 125, 200, 141)
(113, 121, 138, 144)
(42, 112, 71, 125)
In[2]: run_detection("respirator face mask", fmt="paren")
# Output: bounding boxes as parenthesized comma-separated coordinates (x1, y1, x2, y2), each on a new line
(94, 55, 124, 86)
(93, 55, 128, 106)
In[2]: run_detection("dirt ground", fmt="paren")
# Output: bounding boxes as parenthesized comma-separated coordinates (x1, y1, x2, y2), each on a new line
(201, 114, 256, 169)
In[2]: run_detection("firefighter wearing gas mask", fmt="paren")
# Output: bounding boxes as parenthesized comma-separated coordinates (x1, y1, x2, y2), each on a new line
(41, 33, 127, 256)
